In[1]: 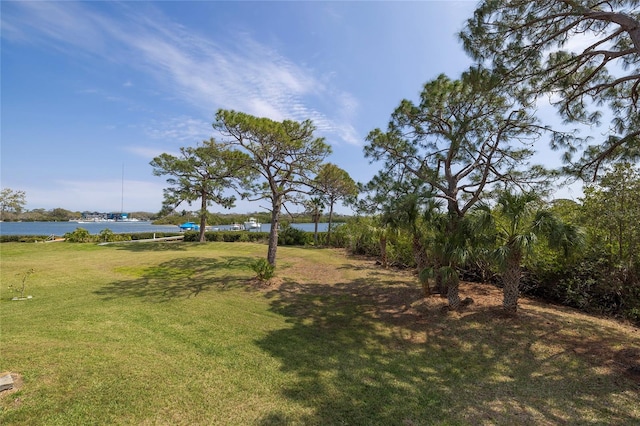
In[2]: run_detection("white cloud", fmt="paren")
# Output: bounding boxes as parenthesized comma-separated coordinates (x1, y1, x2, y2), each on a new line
(1, 1, 362, 146)
(143, 116, 213, 143)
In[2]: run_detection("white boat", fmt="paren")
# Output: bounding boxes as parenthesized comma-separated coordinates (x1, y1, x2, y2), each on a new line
(243, 217, 261, 230)
(230, 223, 243, 231)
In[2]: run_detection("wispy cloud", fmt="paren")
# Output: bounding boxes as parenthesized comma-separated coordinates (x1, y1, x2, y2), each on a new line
(2, 2, 361, 146)
(143, 116, 213, 144)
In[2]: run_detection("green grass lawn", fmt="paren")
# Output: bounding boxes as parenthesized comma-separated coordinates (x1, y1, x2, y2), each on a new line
(1, 241, 639, 425)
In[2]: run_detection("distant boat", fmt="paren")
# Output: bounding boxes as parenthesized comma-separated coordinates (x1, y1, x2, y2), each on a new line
(178, 221, 200, 231)
(243, 217, 261, 230)
(73, 218, 114, 223)
(230, 223, 243, 231)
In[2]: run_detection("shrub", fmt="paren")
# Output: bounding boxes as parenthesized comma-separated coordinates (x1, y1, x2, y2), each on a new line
(251, 258, 275, 281)
(129, 232, 180, 240)
(278, 225, 311, 246)
(99, 228, 131, 243)
(0, 235, 49, 243)
(332, 217, 381, 256)
(182, 231, 200, 242)
(64, 227, 95, 243)
(524, 251, 640, 325)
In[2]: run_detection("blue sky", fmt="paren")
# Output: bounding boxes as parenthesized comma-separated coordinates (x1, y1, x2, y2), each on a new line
(1, 1, 581, 214)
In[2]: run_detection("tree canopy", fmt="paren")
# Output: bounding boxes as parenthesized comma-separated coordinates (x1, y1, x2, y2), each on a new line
(213, 109, 331, 266)
(150, 138, 252, 242)
(461, 0, 640, 179)
(0, 188, 26, 220)
(582, 162, 640, 264)
(364, 67, 550, 309)
(313, 163, 358, 245)
(365, 68, 548, 219)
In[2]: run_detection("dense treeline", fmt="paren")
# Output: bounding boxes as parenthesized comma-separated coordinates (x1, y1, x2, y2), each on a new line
(152, 211, 351, 226)
(329, 164, 640, 324)
(0, 208, 158, 222)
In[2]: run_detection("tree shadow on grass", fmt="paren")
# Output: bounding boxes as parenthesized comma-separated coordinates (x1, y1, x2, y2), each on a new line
(94, 256, 254, 302)
(109, 241, 188, 252)
(256, 279, 640, 425)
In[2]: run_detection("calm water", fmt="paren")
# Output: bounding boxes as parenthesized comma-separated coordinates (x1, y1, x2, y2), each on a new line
(0, 221, 336, 236)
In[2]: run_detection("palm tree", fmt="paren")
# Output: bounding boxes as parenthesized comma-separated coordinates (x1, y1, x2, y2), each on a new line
(381, 194, 427, 265)
(380, 194, 428, 294)
(491, 191, 584, 313)
(304, 197, 325, 246)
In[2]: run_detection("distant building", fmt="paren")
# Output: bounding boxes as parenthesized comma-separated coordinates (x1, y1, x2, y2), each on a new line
(81, 212, 130, 221)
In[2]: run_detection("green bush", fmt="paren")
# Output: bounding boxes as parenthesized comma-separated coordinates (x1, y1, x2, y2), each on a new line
(278, 225, 311, 246)
(335, 217, 382, 256)
(524, 251, 640, 325)
(386, 233, 415, 268)
(64, 227, 95, 243)
(182, 231, 200, 242)
(129, 232, 181, 240)
(99, 228, 132, 243)
(251, 258, 275, 281)
(0, 235, 50, 243)
(182, 231, 269, 243)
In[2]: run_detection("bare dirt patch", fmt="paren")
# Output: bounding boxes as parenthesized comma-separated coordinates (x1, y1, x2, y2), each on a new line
(260, 251, 640, 387)
(0, 372, 24, 408)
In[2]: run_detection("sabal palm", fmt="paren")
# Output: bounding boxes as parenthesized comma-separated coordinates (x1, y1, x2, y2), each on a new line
(492, 192, 583, 312)
(381, 194, 431, 270)
(305, 197, 324, 245)
(415, 206, 474, 307)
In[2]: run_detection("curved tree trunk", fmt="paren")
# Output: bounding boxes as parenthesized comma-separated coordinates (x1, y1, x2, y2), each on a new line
(502, 251, 523, 313)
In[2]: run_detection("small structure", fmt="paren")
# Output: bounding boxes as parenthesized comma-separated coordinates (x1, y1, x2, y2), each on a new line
(178, 222, 200, 231)
(243, 217, 261, 230)
(0, 373, 14, 392)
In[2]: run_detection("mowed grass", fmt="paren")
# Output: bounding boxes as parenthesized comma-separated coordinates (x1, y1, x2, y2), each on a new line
(1, 241, 639, 425)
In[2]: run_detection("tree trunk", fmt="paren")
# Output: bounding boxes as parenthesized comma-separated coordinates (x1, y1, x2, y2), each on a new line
(313, 214, 319, 246)
(433, 259, 446, 296)
(412, 234, 428, 272)
(445, 209, 462, 305)
(502, 251, 522, 313)
(327, 202, 334, 247)
(267, 198, 282, 267)
(379, 234, 388, 269)
(198, 194, 207, 243)
(447, 275, 460, 310)
(413, 234, 430, 296)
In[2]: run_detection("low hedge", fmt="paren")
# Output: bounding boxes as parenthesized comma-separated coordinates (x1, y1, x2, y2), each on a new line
(182, 231, 269, 243)
(0, 235, 51, 243)
(2, 230, 332, 247)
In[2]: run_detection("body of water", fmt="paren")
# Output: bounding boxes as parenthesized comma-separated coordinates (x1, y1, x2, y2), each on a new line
(0, 221, 337, 236)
